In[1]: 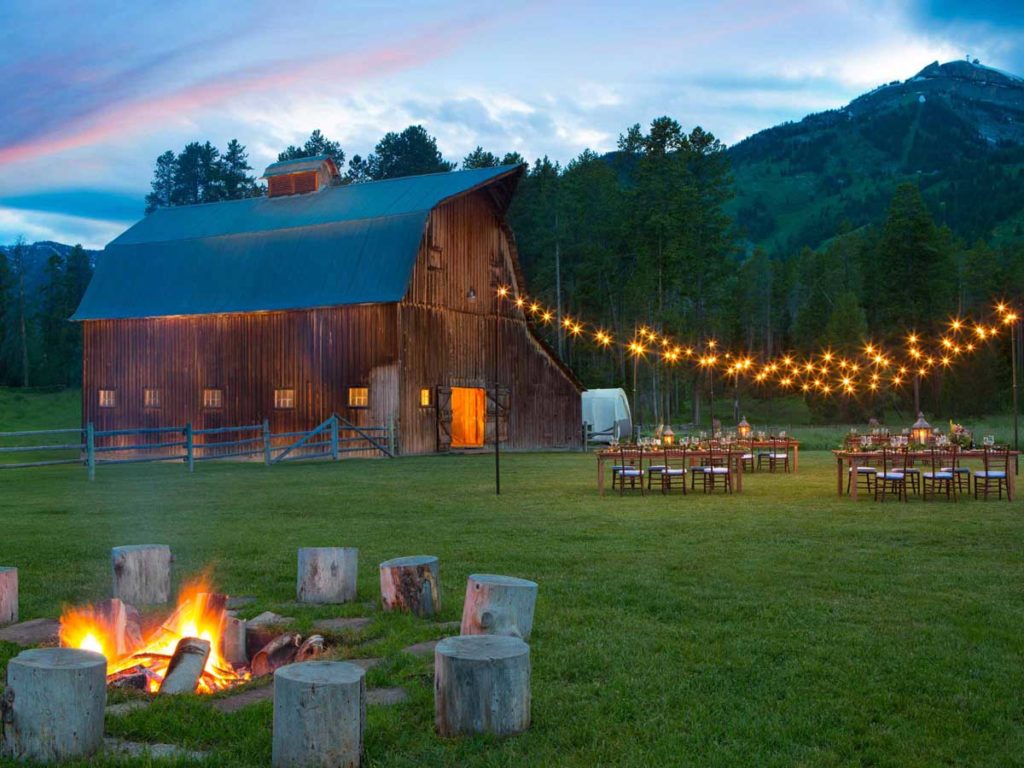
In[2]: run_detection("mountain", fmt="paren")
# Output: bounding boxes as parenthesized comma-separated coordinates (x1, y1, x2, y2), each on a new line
(728, 59, 1024, 255)
(0, 241, 101, 296)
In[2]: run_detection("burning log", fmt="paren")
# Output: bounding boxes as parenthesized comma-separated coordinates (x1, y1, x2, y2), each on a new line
(1, 648, 106, 762)
(93, 598, 142, 657)
(222, 615, 248, 668)
(112, 545, 171, 605)
(272, 661, 365, 768)
(251, 633, 301, 678)
(296, 634, 325, 662)
(460, 574, 538, 640)
(434, 635, 531, 737)
(0, 566, 17, 625)
(158, 638, 211, 695)
(297, 547, 358, 604)
(379, 555, 440, 617)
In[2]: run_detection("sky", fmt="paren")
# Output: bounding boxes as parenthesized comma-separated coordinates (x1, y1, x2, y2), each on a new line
(0, 0, 1021, 248)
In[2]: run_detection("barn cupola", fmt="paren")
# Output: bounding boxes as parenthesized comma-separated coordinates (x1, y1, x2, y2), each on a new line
(262, 155, 341, 198)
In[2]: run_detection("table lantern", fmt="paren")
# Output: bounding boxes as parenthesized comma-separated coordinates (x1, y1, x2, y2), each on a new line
(910, 412, 932, 445)
(737, 416, 752, 439)
(662, 426, 675, 446)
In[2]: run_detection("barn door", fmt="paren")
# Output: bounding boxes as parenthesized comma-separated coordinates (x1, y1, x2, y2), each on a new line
(485, 386, 510, 443)
(436, 386, 452, 453)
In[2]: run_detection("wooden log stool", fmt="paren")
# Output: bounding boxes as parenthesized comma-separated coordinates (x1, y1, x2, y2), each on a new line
(1, 648, 106, 762)
(111, 544, 171, 605)
(379, 555, 440, 617)
(460, 574, 538, 640)
(434, 635, 531, 737)
(0, 567, 16, 626)
(272, 661, 366, 767)
(296, 547, 358, 604)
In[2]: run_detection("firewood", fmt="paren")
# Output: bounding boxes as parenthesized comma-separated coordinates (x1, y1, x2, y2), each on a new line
(0, 566, 17, 626)
(295, 634, 325, 662)
(111, 545, 171, 605)
(158, 638, 210, 695)
(222, 615, 248, 668)
(251, 633, 301, 678)
(296, 548, 358, 604)
(460, 574, 538, 640)
(272, 661, 365, 768)
(434, 635, 531, 737)
(1, 648, 106, 762)
(95, 598, 130, 657)
(379, 555, 440, 617)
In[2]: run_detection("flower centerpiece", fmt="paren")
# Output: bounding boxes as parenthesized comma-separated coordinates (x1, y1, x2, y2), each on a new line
(948, 420, 973, 449)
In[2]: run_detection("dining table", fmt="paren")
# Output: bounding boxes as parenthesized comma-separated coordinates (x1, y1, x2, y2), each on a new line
(833, 448, 1019, 500)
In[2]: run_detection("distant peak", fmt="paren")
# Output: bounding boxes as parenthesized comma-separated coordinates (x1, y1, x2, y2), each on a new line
(913, 59, 1023, 86)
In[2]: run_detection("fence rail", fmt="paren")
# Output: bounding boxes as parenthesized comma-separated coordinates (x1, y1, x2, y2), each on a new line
(0, 414, 395, 480)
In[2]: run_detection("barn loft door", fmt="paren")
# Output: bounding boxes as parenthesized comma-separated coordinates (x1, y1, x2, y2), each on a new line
(485, 386, 510, 443)
(436, 386, 452, 453)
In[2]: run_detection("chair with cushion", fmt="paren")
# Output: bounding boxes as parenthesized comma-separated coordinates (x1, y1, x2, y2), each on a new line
(757, 437, 790, 473)
(846, 455, 879, 496)
(874, 447, 909, 502)
(739, 439, 755, 473)
(922, 448, 956, 501)
(659, 447, 688, 494)
(612, 447, 645, 496)
(941, 446, 972, 494)
(974, 446, 1009, 501)
(694, 444, 733, 494)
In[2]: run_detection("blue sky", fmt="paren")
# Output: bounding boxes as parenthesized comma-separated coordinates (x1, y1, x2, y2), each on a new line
(0, 0, 1020, 248)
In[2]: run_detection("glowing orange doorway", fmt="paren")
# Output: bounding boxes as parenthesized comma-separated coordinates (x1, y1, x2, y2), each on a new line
(450, 387, 485, 448)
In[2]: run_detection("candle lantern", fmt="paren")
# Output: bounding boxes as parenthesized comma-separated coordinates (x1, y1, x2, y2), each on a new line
(737, 416, 752, 439)
(910, 412, 932, 445)
(662, 426, 675, 446)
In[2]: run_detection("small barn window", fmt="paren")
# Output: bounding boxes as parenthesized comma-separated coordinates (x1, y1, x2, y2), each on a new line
(420, 388, 431, 407)
(348, 387, 369, 408)
(98, 389, 116, 408)
(143, 388, 161, 408)
(274, 389, 295, 409)
(202, 388, 224, 409)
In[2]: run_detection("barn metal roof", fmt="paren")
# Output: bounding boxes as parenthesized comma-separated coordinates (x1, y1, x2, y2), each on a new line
(73, 164, 522, 320)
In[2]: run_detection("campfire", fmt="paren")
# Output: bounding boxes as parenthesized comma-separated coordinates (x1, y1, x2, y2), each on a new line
(60, 579, 249, 694)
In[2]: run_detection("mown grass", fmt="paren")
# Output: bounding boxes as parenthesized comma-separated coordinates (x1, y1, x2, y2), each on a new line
(0, 448, 1021, 767)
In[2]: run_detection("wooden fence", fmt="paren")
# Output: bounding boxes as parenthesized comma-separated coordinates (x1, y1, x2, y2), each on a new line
(0, 415, 395, 480)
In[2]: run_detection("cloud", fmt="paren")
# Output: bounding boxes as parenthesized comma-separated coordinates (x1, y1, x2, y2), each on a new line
(0, 206, 129, 249)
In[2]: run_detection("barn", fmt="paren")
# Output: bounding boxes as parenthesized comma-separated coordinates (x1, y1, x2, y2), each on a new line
(72, 159, 582, 454)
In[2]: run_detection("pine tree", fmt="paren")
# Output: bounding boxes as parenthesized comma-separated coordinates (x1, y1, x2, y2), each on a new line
(0, 249, 11, 385)
(364, 126, 455, 180)
(278, 129, 345, 167)
(463, 146, 499, 169)
(172, 141, 221, 205)
(218, 139, 260, 200)
(145, 151, 177, 213)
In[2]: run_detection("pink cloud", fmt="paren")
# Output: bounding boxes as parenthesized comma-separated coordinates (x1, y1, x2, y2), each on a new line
(0, 17, 486, 168)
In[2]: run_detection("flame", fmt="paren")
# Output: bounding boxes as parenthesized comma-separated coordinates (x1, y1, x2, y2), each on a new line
(60, 578, 248, 694)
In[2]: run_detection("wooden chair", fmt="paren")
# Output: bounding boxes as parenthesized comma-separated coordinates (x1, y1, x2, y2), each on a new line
(922, 448, 956, 501)
(646, 449, 669, 490)
(757, 437, 790, 473)
(739, 439, 755, 473)
(941, 447, 972, 494)
(974, 446, 1009, 500)
(694, 445, 732, 494)
(612, 447, 645, 496)
(846, 454, 878, 496)
(660, 447, 688, 494)
(874, 447, 909, 502)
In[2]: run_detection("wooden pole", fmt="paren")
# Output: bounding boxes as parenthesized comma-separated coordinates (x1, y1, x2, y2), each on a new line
(434, 635, 530, 737)
(330, 415, 339, 461)
(1, 648, 106, 762)
(185, 422, 194, 473)
(263, 418, 272, 465)
(272, 661, 365, 768)
(86, 422, 95, 482)
(0, 566, 17, 626)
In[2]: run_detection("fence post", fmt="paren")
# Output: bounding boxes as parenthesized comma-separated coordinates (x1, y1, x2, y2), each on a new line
(263, 419, 272, 466)
(387, 417, 396, 457)
(86, 422, 95, 482)
(185, 423, 194, 473)
(330, 415, 339, 461)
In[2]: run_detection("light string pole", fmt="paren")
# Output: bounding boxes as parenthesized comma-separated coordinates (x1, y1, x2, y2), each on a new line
(997, 303, 1020, 451)
(495, 286, 510, 495)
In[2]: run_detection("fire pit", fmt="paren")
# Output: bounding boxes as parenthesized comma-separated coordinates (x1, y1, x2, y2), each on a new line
(59, 579, 302, 695)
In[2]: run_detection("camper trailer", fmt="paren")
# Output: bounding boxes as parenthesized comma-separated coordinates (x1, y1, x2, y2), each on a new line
(581, 388, 632, 443)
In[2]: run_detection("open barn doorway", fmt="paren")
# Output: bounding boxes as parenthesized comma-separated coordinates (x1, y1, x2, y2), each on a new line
(450, 387, 486, 448)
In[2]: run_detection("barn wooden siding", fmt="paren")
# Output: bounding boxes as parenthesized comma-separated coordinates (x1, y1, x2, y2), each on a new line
(398, 192, 581, 453)
(82, 304, 399, 449)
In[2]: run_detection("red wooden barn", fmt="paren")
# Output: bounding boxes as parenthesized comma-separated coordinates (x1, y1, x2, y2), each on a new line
(72, 159, 582, 454)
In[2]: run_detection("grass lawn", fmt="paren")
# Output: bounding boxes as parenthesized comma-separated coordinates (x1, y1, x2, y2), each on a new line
(1, 449, 1022, 767)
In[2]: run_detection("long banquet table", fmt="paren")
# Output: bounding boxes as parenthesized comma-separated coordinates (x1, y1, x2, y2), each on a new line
(833, 448, 1018, 500)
